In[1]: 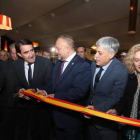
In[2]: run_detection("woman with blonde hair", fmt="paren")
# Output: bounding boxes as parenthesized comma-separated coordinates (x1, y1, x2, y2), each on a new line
(107, 44, 140, 140)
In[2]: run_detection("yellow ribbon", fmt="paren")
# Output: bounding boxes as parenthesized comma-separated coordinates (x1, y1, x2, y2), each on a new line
(21, 90, 140, 127)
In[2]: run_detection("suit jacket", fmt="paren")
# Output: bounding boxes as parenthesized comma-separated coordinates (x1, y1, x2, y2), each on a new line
(85, 58, 92, 65)
(0, 59, 3, 93)
(88, 57, 128, 129)
(0, 60, 18, 107)
(44, 54, 91, 128)
(114, 73, 140, 118)
(0, 59, 3, 73)
(13, 56, 53, 108)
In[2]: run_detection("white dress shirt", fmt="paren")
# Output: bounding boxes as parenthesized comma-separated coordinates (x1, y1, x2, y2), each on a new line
(62, 52, 76, 73)
(24, 61, 34, 84)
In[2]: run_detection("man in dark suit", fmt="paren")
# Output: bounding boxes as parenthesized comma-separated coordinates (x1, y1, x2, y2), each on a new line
(77, 46, 92, 65)
(0, 43, 28, 140)
(84, 37, 128, 140)
(37, 34, 91, 140)
(13, 39, 53, 140)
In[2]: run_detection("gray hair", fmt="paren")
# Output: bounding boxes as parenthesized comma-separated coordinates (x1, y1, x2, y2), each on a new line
(57, 34, 75, 49)
(9, 43, 16, 50)
(96, 37, 120, 54)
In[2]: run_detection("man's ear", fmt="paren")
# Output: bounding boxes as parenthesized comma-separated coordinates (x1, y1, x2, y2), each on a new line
(17, 53, 22, 58)
(67, 46, 71, 53)
(109, 52, 115, 59)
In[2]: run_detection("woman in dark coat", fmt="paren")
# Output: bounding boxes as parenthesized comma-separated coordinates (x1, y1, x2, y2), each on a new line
(107, 44, 140, 140)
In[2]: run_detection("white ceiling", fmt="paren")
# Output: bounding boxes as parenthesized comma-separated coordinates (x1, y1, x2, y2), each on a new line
(0, 0, 140, 53)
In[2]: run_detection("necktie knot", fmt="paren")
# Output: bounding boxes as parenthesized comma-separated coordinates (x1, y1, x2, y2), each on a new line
(100, 67, 103, 72)
(28, 63, 32, 66)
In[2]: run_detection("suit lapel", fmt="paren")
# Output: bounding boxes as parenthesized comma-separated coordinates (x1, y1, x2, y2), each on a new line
(20, 59, 29, 87)
(53, 61, 62, 87)
(90, 62, 96, 93)
(32, 56, 39, 86)
(55, 55, 78, 86)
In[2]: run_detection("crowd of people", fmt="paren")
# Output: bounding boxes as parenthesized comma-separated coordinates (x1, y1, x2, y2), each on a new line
(0, 34, 139, 140)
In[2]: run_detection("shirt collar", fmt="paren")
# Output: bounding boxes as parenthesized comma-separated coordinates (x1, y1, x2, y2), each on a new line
(65, 52, 76, 62)
(102, 59, 113, 71)
(96, 59, 113, 71)
(24, 61, 34, 65)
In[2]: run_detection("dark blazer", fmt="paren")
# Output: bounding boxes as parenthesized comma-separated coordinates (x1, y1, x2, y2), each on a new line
(114, 73, 139, 118)
(44, 54, 91, 128)
(0, 59, 3, 93)
(0, 59, 3, 73)
(13, 55, 52, 92)
(88, 57, 128, 129)
(0, 60, 18, 107)
(85, 58, 92, 65)
(13, 56, 53, 108)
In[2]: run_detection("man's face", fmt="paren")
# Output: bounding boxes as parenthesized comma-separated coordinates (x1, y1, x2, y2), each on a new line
(0, 51, 8, 61)
(77, 47, 86, 59)
(17, 45, 36, 63)
(133, 51, 140, 73)
(95, 45, 114, 67)
(42, 51, 51, 59)
(55, 38, 69, 61)
(10, 48, 18, 60)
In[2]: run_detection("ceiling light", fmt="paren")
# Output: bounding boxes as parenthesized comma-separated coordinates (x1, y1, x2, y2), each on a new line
(51, 13, 55, 17)
(29, 24, 32, 27)
(91, 43, 96, 50)
(128, 0, 138, 34)
(51, 47, 55, 52)
(33, 42, 39, 48)
(0, 14, 12, 30)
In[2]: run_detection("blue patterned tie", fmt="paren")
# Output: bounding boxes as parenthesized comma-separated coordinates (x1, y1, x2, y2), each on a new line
(28, 63, 32, 86)
(56, 61, 66, 84)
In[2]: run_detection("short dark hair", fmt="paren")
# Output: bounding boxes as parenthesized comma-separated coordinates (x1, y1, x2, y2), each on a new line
(77, 46, 86, 52)
(15, 39, 33, 53)
(43, 49, 51, 54)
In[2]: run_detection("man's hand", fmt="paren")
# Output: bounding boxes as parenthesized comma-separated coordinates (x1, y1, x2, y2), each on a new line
(47, 94, 54, 98)
(36, 90, 46, 96)
(106, 109, 117, 115)
(84, 105, 94, 119)
(18, 88, 25, 98)
(28, 89, 35, 92)
(18, 88, 30, 100)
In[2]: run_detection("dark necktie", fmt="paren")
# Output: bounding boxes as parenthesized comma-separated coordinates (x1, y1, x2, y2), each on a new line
(56, 61, 66, 84)
(94, 67, 103, 89)
(28, 63, 32, 86)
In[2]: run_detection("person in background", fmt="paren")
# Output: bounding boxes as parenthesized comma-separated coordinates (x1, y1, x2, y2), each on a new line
(0, 43, 28, 140)
(37, 34, 91, 140)
(42, 50, 51, 59)
(107, 44, 140, 140)
(120, 52, 127, 62)
(0, 50, 9, 61)
(84, 37, 128, 140)
(77, 46, 92, 65)
(10, 43, 18, 60)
